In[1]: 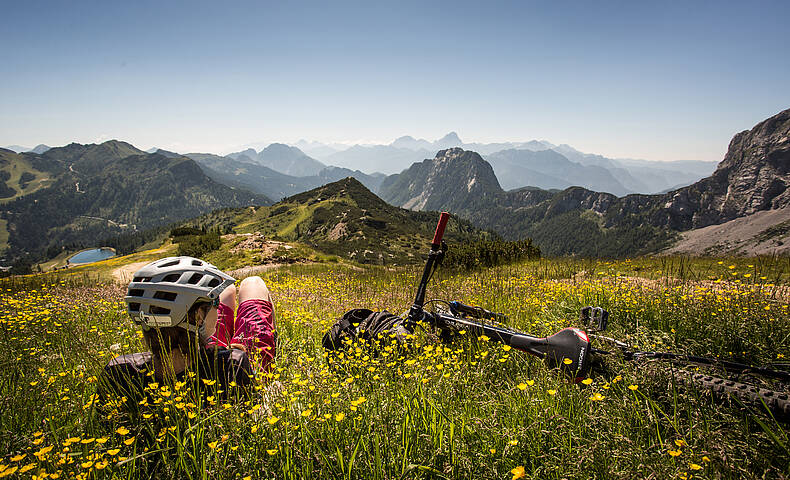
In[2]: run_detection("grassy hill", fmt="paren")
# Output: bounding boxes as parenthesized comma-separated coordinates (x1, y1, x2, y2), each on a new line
(174, 177, 495, 266)
(0, 148, 58, 203)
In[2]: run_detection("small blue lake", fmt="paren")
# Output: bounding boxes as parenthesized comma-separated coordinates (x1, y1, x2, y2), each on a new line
(68, 248, 116, 265)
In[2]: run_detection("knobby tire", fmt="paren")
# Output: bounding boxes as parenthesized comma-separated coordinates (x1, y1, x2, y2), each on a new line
(676, 370, 790, 421)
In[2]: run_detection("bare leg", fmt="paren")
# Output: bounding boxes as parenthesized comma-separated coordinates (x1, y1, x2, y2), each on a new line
(220, 284, 237, 311)
(238, 276, 271, 304)
(206, 284, 237, 343)
(233, 276, 275, 365)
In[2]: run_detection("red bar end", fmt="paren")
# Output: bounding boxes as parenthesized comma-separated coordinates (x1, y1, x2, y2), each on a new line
(431, 212, 450, 246)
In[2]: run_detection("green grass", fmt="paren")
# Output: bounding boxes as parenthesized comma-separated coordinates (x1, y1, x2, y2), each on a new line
(0, 218, 8, 254)
(277, 205, 312, 238)
(1, 257, 789, 479)
(0, 153, 54, 204)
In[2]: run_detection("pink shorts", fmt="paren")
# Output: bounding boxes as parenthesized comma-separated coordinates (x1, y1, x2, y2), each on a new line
(208, 299, 276, 369)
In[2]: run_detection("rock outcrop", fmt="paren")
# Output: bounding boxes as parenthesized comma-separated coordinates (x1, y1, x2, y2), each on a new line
(659, 108, 790, 230)
(379, 148, 502, 214)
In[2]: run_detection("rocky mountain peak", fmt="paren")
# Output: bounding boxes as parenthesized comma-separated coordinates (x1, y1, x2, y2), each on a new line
(435, 132, 463, 149)
(262, 143, 300, 155)
(378, 148, 502, 213)
(716, 108, 790, 214)
(661, 108, 790, 229)
(432, 148, 501, 188)
(435, 147, 466, 161)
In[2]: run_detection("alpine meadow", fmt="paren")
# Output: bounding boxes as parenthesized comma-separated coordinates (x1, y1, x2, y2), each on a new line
(2, 2, 790, 479)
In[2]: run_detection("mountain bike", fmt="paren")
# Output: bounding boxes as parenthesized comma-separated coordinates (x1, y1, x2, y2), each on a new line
(401, 212, 790, 421)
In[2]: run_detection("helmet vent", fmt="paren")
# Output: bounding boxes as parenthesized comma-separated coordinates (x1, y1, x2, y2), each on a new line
(128, 289, 144, 297)
(207, 278, 221, 288)
(160, 259, 180, 268)
(133, 276, 151, 282)
(187, 273, 203, 285)
(162, 273, 180, 282)
(128, 302, 140, 311)
(150, 306, 171, 315)
(153, 291, 178, 301)
(192, 259, 203, 266)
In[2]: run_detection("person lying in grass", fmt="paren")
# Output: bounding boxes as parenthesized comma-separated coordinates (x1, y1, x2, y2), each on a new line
(100, 256, 276, 403)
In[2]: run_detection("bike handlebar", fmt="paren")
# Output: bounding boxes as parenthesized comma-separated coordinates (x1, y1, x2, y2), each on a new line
(431, 212, 450, 248)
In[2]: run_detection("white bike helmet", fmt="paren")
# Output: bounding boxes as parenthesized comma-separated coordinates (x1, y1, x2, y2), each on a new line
(124, 256, 235, 333)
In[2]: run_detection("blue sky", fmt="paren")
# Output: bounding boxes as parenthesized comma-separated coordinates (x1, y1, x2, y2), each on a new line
(1, 0, 788, 161)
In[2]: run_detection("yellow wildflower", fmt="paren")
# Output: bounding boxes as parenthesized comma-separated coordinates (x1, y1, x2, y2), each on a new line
(511, 465, 526, 479)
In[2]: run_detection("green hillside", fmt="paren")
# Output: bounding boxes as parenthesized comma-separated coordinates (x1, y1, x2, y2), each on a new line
(177, 177, 496, 265)
(1, 141, 270, 269)
(0, 148, 59, 203)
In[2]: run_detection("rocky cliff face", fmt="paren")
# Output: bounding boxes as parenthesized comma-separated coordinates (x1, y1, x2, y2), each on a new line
(659, 108, 790, 230)
(378, 148, 502, 214)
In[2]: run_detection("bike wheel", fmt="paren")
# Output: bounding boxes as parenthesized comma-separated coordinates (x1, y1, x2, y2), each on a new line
(678, 370, 790, 421)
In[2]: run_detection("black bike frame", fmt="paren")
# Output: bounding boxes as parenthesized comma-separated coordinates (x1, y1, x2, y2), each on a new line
(405, 212, 592, 379)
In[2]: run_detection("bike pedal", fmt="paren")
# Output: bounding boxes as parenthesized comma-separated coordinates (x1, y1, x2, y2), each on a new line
(580, 306, 608, 332)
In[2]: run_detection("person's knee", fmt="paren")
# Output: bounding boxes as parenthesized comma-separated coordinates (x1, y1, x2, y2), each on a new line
(239, 276, 270, 302)
(240, 276, 267, 291)
(220, 284, 236, 301)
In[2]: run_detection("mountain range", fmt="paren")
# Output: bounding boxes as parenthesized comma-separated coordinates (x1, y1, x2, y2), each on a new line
(227, 143, 326, 177)
(0, 141, 269, 266)
(184, 152, 385, 200)
(285, 133, 715, 194)
(24, 135, 718, 198)
(193, 134, 716, 198)
(4, 144, 51, 154)
(379, 108, 790, 257)
(5, 108, 786, 267)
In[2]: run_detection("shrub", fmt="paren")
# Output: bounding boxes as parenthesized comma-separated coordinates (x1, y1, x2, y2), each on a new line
(176, 230, 222, 258)
(443, 238, 540, 270)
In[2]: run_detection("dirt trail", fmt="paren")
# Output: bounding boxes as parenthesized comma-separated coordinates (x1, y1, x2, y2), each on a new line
(112, 261, 150, 284)
(110, 246, 172, 284)
(228, 264, 288, 278)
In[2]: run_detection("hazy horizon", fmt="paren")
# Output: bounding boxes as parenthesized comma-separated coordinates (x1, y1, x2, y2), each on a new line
(2, 0, 789, 162)
(1, 132, 727, 164)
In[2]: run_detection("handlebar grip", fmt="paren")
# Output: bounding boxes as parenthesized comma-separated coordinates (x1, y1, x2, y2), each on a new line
(431, 212, 450, 247)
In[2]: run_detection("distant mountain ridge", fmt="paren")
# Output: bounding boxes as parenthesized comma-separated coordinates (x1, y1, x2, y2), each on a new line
(6, 135, 716, 195)
(186, 152, 384, 200)
(322, 145, 434, 175)
(486, 148, 632, 196)
(3, 144, 50, 154)
(287, 133, 715, 194)
(378, 108, 790, 256)
(228, 143, 326, 177)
